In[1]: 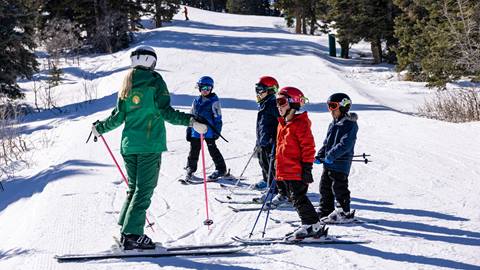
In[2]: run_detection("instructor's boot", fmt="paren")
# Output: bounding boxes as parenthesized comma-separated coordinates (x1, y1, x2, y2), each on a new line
(122, 234, 156, 250)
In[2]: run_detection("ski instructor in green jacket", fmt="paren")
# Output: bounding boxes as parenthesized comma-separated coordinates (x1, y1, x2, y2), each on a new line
(92, 46, 207, 250)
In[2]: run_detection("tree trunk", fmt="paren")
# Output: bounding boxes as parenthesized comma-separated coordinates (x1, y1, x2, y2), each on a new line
(309, 1, 316, 35)
(339, 40, 350, 59)
(302, 16, 307, 34)
(155, 1, 163, 28)
(371, 38, 382, 64)
(295, 6, 301, 34)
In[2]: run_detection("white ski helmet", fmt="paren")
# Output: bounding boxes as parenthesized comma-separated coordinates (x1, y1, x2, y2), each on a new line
(130, 46, 157, 69)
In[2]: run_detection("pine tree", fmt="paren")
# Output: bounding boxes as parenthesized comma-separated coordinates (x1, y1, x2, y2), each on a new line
(327, 0, 363, 58)
(393, 0, 469, 87)
(226, 0, 269, 15)
(0, 0, 39, 99)
(143, 0, 181, 28)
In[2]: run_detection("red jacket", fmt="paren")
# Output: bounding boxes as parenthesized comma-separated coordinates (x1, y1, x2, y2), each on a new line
(275, 112, 316, 181)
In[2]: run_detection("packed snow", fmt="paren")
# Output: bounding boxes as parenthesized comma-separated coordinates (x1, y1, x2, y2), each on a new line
(1, 6, 479, 270)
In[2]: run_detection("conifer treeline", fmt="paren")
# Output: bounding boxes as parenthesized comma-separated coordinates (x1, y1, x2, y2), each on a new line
(1, 0, 479, 99)
(1, 0, 180, 99)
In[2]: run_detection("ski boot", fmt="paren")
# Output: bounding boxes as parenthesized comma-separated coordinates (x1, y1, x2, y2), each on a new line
(269, 193, 289, 207)
(316, 208, 334, 219)
(290, 222, 328, 239)
(208, 170, 227, 180)
(122, 234, 156, 250)
(252, 191, 269, 204)
(251, 180, 267, 190)
(320, 209, 356, 224)
(184, 168, 194, 182)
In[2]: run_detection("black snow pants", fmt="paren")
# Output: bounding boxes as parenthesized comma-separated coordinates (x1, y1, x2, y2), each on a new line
(318, 168, 350, 217)
(186, 137, 226, 173)
(283, 180, 319, 225)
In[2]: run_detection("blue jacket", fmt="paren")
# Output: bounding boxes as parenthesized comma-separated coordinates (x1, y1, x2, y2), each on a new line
(256, 94, 279, 147)
(316, 113, 358, 175)
(189, 93, 222, 139)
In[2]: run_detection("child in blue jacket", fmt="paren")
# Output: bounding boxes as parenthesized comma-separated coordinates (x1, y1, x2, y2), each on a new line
(315, 93, 358, 223)
(185, 76, 227, 180)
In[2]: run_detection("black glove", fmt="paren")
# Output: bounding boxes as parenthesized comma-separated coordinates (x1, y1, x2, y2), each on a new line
(301, 162, 314, 184)
(186, 127, 192, 142)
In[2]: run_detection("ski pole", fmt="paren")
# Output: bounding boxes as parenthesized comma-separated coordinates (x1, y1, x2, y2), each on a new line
(316, 158, 371, 164)
(343, 153, 370, 159)
(200, 133, 213, 227)
(190, 114, 229, 143)
(336, 158, 371, 164)
(231, 146, 257, 188)
(0, 180, 4, 192)
(248, 179, 276, 238)
(261, 146, 277, 238)
(98, 135, 155, 232)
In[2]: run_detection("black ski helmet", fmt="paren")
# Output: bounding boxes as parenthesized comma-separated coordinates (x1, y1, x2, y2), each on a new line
(327, 93, 351, 114)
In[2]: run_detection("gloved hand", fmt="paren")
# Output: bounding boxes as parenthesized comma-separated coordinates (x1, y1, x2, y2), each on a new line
(91, 121, 101, 138)
(191, 118, 208, 134)
(323, 157, 333, 165)
(301, 162, 314, 184)
(314, 154, 323, 164)
(186, 127, 192, 142)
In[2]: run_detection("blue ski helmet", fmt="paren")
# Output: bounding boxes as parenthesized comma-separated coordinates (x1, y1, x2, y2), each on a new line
(197, 76, 214, 88)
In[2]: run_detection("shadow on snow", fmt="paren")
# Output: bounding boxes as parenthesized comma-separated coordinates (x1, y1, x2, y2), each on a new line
(0, 160, 110, 213)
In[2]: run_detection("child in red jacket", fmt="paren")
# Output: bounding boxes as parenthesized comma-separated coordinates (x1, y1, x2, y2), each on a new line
(275, 87, 325, 239)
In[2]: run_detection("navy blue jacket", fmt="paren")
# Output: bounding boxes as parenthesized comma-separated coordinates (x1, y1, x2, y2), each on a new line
(316, 113, 358, 175)
(189, 93, 222, 139)
(256, 94, 279, 147)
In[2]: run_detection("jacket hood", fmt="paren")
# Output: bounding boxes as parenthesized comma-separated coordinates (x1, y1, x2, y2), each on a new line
(345, 112, 358, 122)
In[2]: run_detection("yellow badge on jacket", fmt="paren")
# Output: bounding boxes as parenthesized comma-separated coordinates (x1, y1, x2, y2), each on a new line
(132, 95, 141, 104)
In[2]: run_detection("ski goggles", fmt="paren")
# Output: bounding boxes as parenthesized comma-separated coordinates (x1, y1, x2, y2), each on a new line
(327, 102, 340, 111)
(327, 98, 350, 111)
(276, 95, 309, 107)
(255, 83, 277, 95)
(276, 96, 289, 106)
(197, 84, 213, 92)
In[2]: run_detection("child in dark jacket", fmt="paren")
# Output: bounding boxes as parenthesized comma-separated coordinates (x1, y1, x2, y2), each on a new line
(315, 93, 358, 223)
(275, 87, 325, 239)
(185, 76, 227, 180)
(254, 76, 279, 190)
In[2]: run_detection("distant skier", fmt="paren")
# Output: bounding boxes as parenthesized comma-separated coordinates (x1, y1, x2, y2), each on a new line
(92, 46, 207, 250)
(275, 87, 324, 239)
(315, 93, 358, 223)
(183, 6, 189, 21)
(184, 76, 227, 181)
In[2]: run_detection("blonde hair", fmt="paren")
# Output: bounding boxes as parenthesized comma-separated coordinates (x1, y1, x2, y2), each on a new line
(119, 69, 134, 100)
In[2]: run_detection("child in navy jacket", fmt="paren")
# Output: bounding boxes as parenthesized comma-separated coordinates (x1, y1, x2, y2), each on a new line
(315, 93, 358, 223)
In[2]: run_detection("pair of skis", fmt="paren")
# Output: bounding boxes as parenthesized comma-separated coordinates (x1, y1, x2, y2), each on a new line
(56, 232, 370, 262)
(215, 197, 320, 212)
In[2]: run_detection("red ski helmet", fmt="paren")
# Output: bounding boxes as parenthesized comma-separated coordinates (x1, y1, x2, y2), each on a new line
(277, 86, 308, 110)
(255, 76, 279, 94)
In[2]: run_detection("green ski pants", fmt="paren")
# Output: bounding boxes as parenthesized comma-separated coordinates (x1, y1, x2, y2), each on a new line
(118, 153, 162, 235)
